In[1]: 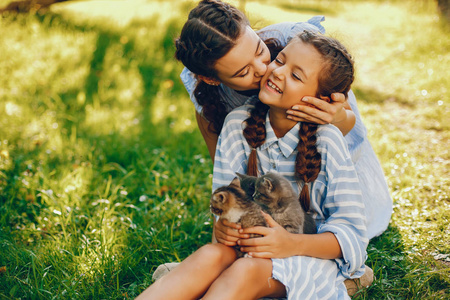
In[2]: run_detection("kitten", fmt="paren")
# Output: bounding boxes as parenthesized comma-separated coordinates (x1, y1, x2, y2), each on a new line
(210, 177, 267, 257)
(238, 172, 316, 234)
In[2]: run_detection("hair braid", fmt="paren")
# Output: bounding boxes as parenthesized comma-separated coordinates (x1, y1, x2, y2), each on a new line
(243, 101, 269, 176)
(293, 31, 355, 211)
(295, 123, 320, 211)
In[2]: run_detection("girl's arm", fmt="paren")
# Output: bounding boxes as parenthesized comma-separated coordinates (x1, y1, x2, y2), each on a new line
(287, 93, 356, 136)
(196, 111, 218, 161)
(238, 212, 343, 259)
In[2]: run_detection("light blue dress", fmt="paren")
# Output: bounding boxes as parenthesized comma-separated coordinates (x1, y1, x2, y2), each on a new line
(213, 99, 368, 299)
(180, 16, 392, 239)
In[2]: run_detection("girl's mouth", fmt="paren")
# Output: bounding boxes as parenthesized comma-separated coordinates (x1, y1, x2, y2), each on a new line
(266, 79, 283, 94)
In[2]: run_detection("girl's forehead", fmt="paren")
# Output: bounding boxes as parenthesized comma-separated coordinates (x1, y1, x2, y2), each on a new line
(214, 26, 262, 76)
(282, 40, 323, 68)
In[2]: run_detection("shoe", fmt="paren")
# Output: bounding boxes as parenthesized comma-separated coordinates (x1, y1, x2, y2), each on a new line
(344, 265, 374, 296)
(152, 262, 180, 282)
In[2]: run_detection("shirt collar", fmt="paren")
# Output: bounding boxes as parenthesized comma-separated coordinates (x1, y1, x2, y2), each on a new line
(259, 112, 300, 158)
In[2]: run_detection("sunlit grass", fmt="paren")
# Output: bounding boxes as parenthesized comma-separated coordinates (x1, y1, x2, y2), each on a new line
(0, 0, 449, 299)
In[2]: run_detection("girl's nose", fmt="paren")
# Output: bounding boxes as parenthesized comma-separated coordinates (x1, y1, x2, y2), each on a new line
(254, 60, 268, 78)
(272, 66, 284, 80)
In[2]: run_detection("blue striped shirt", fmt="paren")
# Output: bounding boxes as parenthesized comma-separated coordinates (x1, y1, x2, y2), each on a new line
(213, 99, 368, 279)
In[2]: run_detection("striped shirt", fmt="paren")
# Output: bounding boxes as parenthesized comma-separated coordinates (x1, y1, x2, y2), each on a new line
(213, 99, 368, 284)
(182, 17, 392, 239)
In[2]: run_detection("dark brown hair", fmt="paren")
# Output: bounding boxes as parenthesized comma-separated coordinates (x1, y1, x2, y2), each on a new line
(243, 30, 355, 211)
(175, 0, 283, 134)
(175, 0, 248, 133)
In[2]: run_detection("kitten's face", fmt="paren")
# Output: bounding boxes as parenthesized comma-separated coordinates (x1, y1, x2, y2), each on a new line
(210, 177, 242, 216)
(210, 190, 236, 216)
(253, 177, 274, 207)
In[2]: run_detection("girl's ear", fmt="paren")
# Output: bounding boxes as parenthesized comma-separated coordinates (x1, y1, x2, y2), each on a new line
(198, 75, 221, 86)
(320, 95, 331, 103)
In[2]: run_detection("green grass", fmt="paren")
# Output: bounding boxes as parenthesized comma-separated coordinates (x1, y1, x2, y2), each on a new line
(0, 0, 449, 299)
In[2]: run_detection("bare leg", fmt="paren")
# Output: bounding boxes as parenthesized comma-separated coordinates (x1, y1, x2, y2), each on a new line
(203, 257, 286, 300)
(136, 243, 237, 300)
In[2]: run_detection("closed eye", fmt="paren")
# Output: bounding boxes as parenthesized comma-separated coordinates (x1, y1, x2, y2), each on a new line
(293, 73, 303, 82)
(238, 69, 249, 77)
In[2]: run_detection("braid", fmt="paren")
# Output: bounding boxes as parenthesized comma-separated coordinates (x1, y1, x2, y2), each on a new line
(295, 123, 320, 211)
(293, 31, 355, 211)
(243, 101, 269, 176)
(174, 0, 249, 133)
(194, 81, 227, 133)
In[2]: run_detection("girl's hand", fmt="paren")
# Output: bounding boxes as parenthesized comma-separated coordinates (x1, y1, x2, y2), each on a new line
(214, 218, 243, 246)
(287, 93, 347, 125)
(237, 211, 300, 259)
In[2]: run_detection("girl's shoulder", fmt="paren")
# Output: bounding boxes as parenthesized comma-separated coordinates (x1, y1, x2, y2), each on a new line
(317, 123, 345, 139)
(316, 124, 351, 158)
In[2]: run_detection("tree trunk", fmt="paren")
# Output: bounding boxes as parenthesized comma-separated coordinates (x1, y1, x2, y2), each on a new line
(437, 0, 450, 21)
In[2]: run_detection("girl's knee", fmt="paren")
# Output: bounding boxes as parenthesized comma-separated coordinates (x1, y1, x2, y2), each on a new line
(229, 257, 268, 280)
(196, 243, 236, 267)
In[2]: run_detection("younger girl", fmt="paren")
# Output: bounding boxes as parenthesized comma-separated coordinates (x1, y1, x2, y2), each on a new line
(176, 0, 391, 240)
(138, 30, 367, 300)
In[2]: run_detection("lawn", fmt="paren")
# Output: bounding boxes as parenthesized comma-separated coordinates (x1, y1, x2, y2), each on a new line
(0, 0, 449, 299)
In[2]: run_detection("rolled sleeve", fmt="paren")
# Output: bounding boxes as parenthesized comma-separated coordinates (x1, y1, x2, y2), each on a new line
(315, 127, 368, 278)
(318, 176, 368, 278)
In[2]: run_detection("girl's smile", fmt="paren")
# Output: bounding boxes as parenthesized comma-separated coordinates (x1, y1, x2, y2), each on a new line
(259, 39, 323, 111)
(266, 79, 283, 94)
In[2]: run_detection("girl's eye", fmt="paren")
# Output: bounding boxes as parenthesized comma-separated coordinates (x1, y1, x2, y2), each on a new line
(275, 58, 283, 64)
(293, 73, 302, 81)
(257, 47, 264, 56)
(238, 69, 249, 77)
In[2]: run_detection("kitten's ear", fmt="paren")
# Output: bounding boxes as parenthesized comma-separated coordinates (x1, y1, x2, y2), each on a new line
(236, 172, 249, 180)
(215, 192, 227, 203)
(230, 177, 241, 188)
(263, 177, 274, 191)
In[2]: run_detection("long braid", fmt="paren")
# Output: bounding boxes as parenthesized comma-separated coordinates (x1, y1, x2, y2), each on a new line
(294, 30, 355, 211)
(243, 101, 269, 176)
(295, 123, 320, 211)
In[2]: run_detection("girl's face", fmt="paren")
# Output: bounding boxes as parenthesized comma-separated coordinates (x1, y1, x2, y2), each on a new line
(258, 39, 323, 110)
(213, 26, 271, 91)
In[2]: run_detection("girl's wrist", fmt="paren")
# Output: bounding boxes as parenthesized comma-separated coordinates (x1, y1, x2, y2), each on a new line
(292, 233, 307, 256)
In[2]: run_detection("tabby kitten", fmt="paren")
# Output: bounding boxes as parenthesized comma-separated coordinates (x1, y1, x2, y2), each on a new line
(238, 172, 317, 234)
(210, 177, 267, 257)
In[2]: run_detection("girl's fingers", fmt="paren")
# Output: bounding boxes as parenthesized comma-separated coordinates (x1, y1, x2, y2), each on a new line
(287, 107, 331, 124)
(261, 211, 280, 228)
(330, 92, 346, 103)
(299, 98, 339, 115)
(221, 219, 242, 230)
(217, 238, 237, 247)
(239, 226, 270, 236)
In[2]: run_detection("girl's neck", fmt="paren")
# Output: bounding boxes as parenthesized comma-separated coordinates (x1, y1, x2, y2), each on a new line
(268, 107, 298, 138)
